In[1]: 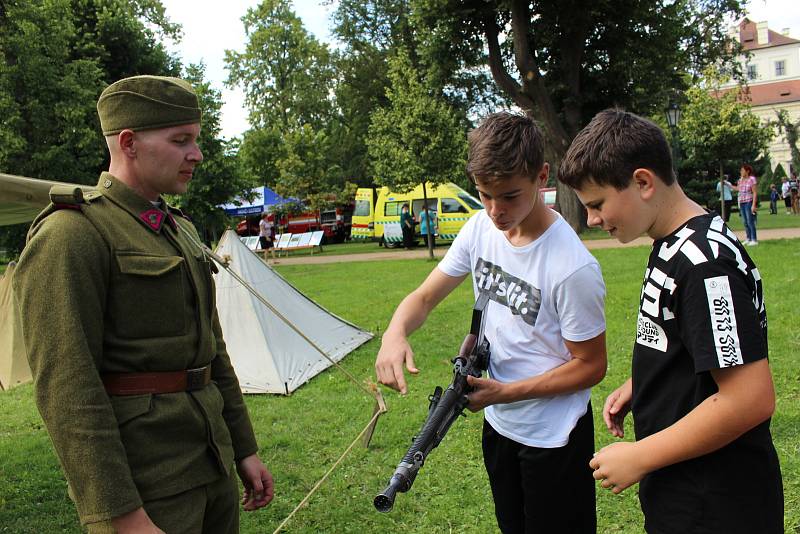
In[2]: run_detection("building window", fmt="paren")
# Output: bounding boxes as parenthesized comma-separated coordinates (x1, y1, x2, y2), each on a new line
(747, 64, 758, 80)
(775, 60, 786, 76)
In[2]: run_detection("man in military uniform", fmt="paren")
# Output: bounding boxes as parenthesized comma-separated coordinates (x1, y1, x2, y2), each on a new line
(13, 75, 274, 533)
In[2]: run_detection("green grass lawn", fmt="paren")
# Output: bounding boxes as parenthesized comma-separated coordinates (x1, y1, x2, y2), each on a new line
(1, 240, 798, 533)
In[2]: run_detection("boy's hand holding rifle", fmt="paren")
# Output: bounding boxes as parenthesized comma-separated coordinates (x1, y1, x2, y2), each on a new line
(374, 295, 491, 512)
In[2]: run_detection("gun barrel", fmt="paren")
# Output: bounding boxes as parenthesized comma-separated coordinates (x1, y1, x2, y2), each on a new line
(374, 296, 490, 513)
(374, 484, 398, 512)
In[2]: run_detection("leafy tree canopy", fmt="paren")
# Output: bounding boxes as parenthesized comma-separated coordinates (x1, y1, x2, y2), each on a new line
(165, 63, 259, 243)
(409, 0, 747, 230)
(775, 109, 800, 177)
(225, 0, 334, 130)
(678, 68, 772, 208)
(367, 49, 468, 193)
(0, 0, 185, 254)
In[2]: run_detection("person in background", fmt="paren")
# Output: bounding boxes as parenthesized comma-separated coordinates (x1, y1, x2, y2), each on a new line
(715, 176, 733, 222)
(769, 184, 779, 215)
(781, 176, 791, 215)
(400, 203, 415, 249)
(790, 171, 799, 215)
(558, 108, 783, 534)
(259, 212, 275, 260)
(733, 164, 758, 246)
(14, 75, 273, 534)
(418, 204, 437, 248)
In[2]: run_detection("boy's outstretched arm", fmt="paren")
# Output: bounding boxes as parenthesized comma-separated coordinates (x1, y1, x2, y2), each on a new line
(375, 268, 467, 394)
(590, 358, 775, 494)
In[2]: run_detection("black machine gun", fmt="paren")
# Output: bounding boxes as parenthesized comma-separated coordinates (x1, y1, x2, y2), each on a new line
(374, 294, 491, 513)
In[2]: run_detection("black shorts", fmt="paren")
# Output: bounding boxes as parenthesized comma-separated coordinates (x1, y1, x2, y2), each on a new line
(639, 460, 783, 534)
(259, 236, 273, 250)
(481, 404, 596, 534)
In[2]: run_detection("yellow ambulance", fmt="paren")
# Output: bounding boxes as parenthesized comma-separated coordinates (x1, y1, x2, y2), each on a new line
(351, 182, 483, 246)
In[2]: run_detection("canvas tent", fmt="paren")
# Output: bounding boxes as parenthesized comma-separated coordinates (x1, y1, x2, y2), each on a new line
(0, 173, 92, 226)
(213, 230, 373, 394)
(0, 263, 31, 390)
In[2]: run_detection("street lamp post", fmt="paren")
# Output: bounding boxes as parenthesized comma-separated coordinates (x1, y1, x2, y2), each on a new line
(665, 100, 682, 180)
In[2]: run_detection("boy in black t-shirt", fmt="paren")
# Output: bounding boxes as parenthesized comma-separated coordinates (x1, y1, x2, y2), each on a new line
(557, 109, 783, 533)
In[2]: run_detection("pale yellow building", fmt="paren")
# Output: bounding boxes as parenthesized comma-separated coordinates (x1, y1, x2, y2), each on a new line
(722, 18, 800, 175)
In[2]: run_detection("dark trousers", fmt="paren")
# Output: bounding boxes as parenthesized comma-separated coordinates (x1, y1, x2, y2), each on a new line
(402, 226, 414, 248)
(482, 405, 597, 534)
(721, 200, 733, 222)
(422, 231, 435, 248)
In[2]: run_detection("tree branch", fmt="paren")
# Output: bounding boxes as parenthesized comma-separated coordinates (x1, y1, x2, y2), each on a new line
(483, 13, 529, 107)
(507, 1, 570, 154)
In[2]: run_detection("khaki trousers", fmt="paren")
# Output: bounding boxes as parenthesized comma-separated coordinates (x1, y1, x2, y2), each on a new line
(87, 468, 239, 534)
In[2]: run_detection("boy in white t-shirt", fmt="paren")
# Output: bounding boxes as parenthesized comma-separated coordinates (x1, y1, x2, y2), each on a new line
(375, 112, 608, 533)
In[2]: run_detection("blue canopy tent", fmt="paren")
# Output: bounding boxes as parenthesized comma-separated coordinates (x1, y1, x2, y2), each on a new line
(220, 186, 296, 216)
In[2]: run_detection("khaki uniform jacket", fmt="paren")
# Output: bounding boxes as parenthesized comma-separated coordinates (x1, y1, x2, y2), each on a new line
(13, 173, 258, 525)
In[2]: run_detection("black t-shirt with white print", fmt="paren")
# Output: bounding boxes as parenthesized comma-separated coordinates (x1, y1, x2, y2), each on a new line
(631, 213, 782, 534)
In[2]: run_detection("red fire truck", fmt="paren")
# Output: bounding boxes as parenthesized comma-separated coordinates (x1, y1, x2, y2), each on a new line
(236, 204, 353, 243)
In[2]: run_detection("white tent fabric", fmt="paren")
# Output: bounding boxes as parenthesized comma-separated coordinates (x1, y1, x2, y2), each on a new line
(213, 230, 373, 394)
(0, 263, 31, 390)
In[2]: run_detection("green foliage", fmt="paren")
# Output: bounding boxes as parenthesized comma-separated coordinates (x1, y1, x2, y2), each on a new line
(775, 109, 800, 176)
(367, 50, 467, 193)
(274, 123, 355, 210)
(69, 0, 182, 82)
(331, 0, 501, 186)
(678, 69, 773, 208)
(773, 163, 788, 181)
(0, 0, 105, 185)
(410, 0, 747, 231)
(225, 0, 334, 130)
(225, 0, 354, 206)
(165, 63, 258, 243)
(0, 0, 181, 254)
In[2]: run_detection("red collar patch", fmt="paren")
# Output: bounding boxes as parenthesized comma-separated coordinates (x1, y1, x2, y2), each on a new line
(139, 209, 165, 232)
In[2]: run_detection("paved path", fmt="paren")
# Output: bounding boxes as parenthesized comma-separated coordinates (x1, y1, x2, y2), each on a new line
(271, 227, 800, 266)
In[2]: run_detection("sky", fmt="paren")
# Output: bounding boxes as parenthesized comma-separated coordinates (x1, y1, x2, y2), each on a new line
(159, 0, 800, 140)
(160, 0, 338, 139)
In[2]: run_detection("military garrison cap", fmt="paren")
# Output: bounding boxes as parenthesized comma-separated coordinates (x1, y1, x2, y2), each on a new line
(97, 75, 202, 136)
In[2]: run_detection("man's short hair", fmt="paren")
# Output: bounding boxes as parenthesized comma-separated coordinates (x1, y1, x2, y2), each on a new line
(558, 109, 675, 190)
(467, 112, 545, 183)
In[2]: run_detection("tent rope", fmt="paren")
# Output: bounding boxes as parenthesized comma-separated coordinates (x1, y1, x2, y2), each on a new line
(271, 405, 384, 534)
(178, 226, 374, 397)
(178, 227, 388, 531)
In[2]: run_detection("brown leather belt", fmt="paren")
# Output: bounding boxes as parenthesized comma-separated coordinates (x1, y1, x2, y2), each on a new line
(102, 366, 211, 396)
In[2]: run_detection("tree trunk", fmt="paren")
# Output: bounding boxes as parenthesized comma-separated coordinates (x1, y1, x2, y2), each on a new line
(482, 5, 587, 232)
(421, 182, 434, 260)
(719, 162, 726, 221)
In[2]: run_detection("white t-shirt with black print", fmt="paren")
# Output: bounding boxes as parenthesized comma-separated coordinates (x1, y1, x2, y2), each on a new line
(438, 210, 606, 448)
